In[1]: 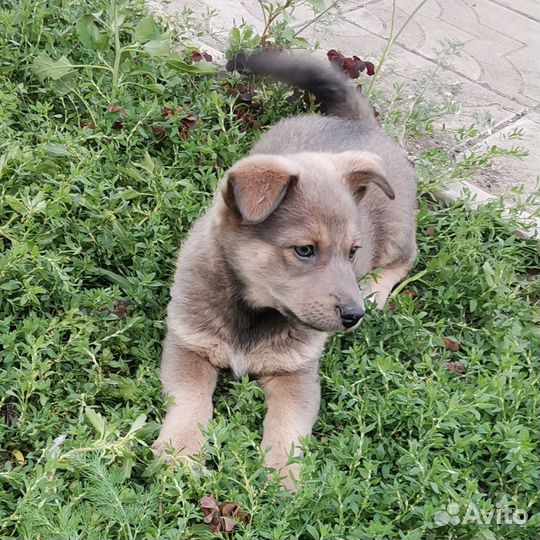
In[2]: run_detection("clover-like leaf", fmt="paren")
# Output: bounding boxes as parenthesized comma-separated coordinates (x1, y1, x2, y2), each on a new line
(75, 15, 109, 52)
(32, 54, 75, 81)
(165, 56, 218, 74)
(143, 37, 171, 57)
(85, 406, 106, 435)
(134, 15, 157, 43)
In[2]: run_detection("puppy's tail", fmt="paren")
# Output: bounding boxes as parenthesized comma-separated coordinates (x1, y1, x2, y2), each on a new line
(227, 51, 379, 128)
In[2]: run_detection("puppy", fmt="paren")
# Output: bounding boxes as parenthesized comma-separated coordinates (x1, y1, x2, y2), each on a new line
(155, 52, 417, 489)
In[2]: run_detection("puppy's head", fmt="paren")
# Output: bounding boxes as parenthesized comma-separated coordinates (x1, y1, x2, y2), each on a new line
(219, 151, 394, 332)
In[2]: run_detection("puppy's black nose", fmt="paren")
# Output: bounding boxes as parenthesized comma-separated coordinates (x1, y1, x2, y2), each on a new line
(339, 305, 364, 329)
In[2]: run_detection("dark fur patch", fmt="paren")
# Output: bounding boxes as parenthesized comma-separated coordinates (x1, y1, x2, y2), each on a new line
(219, 255, 310, 351)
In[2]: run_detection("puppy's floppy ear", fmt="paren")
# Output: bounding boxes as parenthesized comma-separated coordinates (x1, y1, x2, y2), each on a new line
(336, 151, 395, 202)
(222, 155, 299, 224)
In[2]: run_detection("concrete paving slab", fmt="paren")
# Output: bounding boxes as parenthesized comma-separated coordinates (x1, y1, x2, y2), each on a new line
(461, 40, 539, 108)
(505, 45, 540, 106)
(472, 0, 539, 42)
(344, 0, 539, 108)
(488, 0, 540, 21)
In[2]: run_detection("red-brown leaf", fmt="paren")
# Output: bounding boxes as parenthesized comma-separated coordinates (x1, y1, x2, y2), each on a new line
(199, 494, 250, 533)
(342, 57, 360, 79)
(152, 125, 167, 141)
(327, 50, 376, 78)
(443, 337, 460, 352)
(181, 114, 197, 129)
(402, 288, 418, 298)
(222, 517, 237, 532)
(220, 502, 238, 516)
(327, 49, 344, 63)
(200, 494, 219, 511)
(106, 104, 125, 117)
(447, 360, 466, 374)
(111, 299, 129, 318)
(192, 50, 213, 63)
(365, 61, 375, 75)
(80, 119, 95, 129)
(239, 91, 254, 103)
(161, 107, 176, 120)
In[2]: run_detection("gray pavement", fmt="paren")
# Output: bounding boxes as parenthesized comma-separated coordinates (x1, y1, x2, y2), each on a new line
(151, 0, 539, 201)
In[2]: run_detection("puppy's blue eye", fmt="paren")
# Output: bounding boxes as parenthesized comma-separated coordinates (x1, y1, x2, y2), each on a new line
(294, 245, 315, 259)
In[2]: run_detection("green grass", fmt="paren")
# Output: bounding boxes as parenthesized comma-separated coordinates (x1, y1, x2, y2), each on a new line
(1, 1, 539, 539)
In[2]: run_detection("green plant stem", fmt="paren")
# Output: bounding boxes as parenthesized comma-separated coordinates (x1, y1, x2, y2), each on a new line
(118, 80, 155, 90)
(391, 268, 429, 297)
(398, 50, 448, 145)
(391, 0, 431, 48)
(111, 3, 122, 101)
(364, 0, 396, 97)
(75, 64, 112, 72)
(292, 0, 341, 38)
(28, 64, 113, 74)
(365, 0, 430, 97)
(67, 86, 98, 126)
(258, 0, 295, 45)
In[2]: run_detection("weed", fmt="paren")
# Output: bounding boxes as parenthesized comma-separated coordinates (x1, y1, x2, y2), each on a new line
(364, 0, 431, 97)
(226, 0, 348, 57)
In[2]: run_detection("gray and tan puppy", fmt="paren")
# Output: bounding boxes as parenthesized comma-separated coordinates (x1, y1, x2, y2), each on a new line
(155, 52, 417, 489)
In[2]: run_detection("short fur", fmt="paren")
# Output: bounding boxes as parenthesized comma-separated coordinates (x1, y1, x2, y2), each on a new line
(155, 52, 417, 490)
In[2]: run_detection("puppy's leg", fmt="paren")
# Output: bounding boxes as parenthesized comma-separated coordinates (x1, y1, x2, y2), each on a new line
(364, 261, 413, 309)
(154, 337, 218, 457)
(259, 364, 320, 491)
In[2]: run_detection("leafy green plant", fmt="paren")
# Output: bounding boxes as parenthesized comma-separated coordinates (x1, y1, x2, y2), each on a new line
(364, 0, 431, 97)
(227, 0, 344, 58)
(31, 3, 217, 101)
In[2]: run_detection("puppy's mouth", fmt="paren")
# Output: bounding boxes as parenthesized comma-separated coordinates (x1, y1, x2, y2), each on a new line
(280, 307, 338, 333)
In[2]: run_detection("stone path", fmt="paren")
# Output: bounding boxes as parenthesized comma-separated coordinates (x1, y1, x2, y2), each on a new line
(151, 0, 539, 201)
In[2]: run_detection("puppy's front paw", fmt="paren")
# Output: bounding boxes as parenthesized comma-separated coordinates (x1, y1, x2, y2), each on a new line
(265, 450, 301, 492)
(153, 430, 205, 461)
(278, 462, 300, 492)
